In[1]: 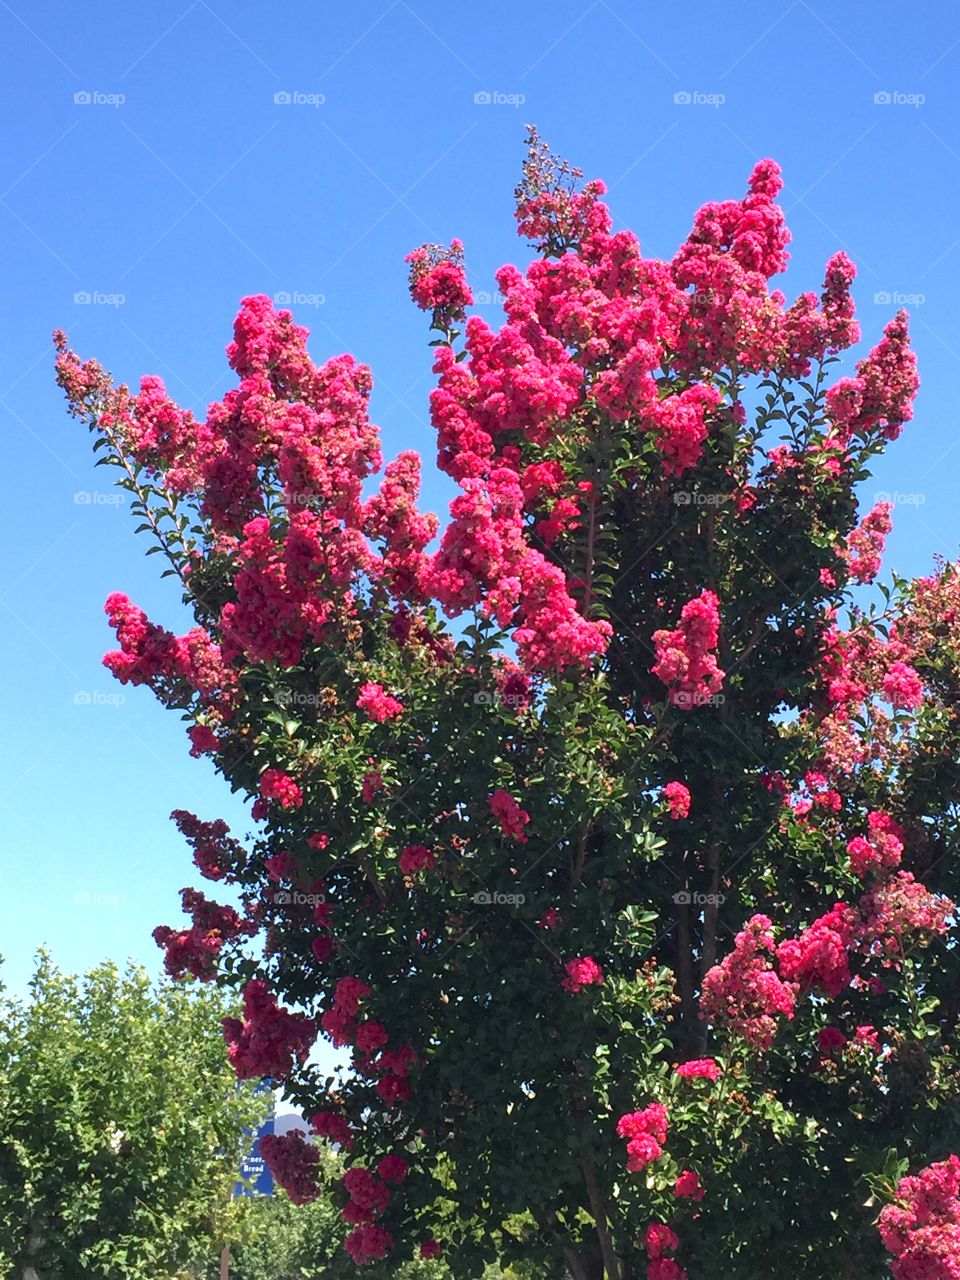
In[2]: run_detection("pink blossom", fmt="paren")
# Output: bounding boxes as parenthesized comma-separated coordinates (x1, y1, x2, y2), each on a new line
(817, 1026, 847, 1056)
(648, 1260, 688, 1280)
(399, 844, 436, 875)
(344, 1223, 394, 1266)
(222, 979, 315, 1079)
(310, 1110, 353, 1149)
(878, 1155, 960, 1280)
(618, 1103, 668, 1170)
(847, 811, 904, 879)
(652, 591, 725, 709)
(883, 661, 924, 710)
(488, 789, 531, 842)
(406, 239, 473, 322)
(777, 903, 856, 998)
(258, 768, 303, 811)
(259, 1129, 320, 1204)
(675, 1057, 721, 1081)
(845, 502, 893, 585)
(673, 1169, 705, 1201)
(356, 682, 404, 722)
(644, 1222, 680, 1258)
(662, 781, 691, 820)
(701, 915, 795, 1048)
(562, 956, 604, 993)
(376, 1154, 408, 1184)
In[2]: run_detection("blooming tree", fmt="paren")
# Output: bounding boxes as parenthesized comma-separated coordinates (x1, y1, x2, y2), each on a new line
(57, 130, 960, 1279)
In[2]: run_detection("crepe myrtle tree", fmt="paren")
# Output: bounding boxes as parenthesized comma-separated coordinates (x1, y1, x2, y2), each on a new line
(56, 129, 960, 1280)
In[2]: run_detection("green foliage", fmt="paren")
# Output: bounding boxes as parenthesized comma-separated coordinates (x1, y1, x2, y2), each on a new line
(0, 952, 266, 1279)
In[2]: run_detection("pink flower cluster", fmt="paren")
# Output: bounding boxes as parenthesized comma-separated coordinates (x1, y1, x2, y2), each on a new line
(342, 1164, 390, 1222)
(777, 903, 856, 998)
(257, 768, 303, 811)
(344, 1222, 394, 1267)
(617, 1102, 669, 1171)
(649, 385, 722, 477)
(62, 298, 477, 676)
(377, 1154, 409, 1184)
(364, 452, 439, 602)
(675, 1057, 722, 1081)
(319, 978, 416, 1107)
(102, 594, 237, 728)
(561, 956, 604, 993)
(341, 1161, 408, 1266)
(700, 915, 795, 1048)
(652, 591, 725, 709)
(373, 1044, 417, 1106)
(817, 1025, 847, 1056)
(310, 1109, 353, 1150)
(882, 661, 924, 710)
(259, 1129, 321, 1204)
(826, 311, 919, 444)
(879, 1155, 960, 1280)
(859, 872, 955, 961)
(845, 501, 893, 585)
(662, 781, 691, 819)
(320, 976, 373, 1048)
(427, 464, 611, 673)
(406, 238, 473, 324)
(153, 887, 253, 981)
(673, 1169, 705, 1201)
(847, 811, 905, 879)
(773, 871, 953, 1018)
(398, 844, 436, 875)
(171, 809, 246, 882)
(355, 1018, 389, 1056)
(644, 1222, 686, 1280)
(488, 789, 531, 842)
(222, 979, 316, 1080)
(356, 682, 404, 722)
(672, 158, 791, 375)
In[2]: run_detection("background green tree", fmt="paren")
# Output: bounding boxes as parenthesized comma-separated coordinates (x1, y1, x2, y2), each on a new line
(0, 953, 267, 1279)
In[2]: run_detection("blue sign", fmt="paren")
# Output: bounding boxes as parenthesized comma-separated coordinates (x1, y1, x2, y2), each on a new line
(234, 1083, 275, 1198)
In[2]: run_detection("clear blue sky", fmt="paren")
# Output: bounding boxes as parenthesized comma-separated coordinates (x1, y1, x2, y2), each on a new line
(2, 0, 959, 999)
